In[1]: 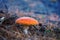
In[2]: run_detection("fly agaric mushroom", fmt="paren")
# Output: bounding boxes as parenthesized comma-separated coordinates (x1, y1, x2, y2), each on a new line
(15, 17, 39, 34)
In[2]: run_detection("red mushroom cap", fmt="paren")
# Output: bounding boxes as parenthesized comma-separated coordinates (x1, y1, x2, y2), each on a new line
(16, 17, 39, 26)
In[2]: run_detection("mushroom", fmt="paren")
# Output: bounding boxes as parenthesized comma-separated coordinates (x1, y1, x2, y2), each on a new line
(15, 17, 39, 34)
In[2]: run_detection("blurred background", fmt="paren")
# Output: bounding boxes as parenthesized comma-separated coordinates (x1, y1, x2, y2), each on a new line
(0, 0, 60, 40)
(0, 0, 58, 24)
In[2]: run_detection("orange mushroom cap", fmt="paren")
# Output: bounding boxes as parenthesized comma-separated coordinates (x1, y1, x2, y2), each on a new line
(15, 17, 39, 26)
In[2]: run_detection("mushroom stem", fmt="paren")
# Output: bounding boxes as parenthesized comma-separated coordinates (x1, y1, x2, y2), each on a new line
(24, 29, 28, 34)
(23, 26, 29, 34)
